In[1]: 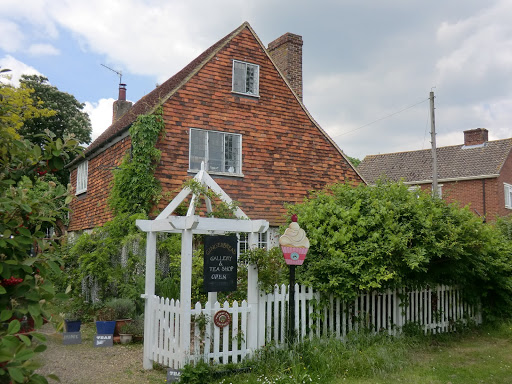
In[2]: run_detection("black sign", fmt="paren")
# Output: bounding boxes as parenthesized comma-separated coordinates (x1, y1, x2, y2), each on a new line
(93, 334, 113, 347)
(166, 368, 182, 383)
(63, 332, 81, 345)
(204, 235, 237, 292)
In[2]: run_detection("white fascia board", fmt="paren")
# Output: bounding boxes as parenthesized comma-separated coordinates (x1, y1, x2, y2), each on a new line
(402, 174, 499, 185)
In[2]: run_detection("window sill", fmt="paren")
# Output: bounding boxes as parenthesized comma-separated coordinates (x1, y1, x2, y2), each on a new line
(188, 169, 244, 178)
(75, 190, 87, 196)
(231, 91, 260, 99)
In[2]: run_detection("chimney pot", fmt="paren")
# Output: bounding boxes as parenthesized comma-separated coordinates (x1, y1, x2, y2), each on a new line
(118, 83, 127, 101)
(113, 84, 132, 123)
(464, 128, 488, 146)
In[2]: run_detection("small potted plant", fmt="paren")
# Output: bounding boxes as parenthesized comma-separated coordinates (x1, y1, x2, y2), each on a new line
(64, 310, 82, 333)
(130, 314, 144, 342)
(119, 322, 138, 344)
(95, 306, 116, 335)
(104, 298, 136, 336)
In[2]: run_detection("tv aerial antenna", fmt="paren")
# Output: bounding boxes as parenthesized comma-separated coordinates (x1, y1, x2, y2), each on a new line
(101, 64, 123, 84)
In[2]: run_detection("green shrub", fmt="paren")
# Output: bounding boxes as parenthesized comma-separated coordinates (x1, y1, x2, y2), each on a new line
(105, 298, 136, 319)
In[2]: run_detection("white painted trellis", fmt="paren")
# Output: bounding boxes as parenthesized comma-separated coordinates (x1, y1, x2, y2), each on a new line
(136, 164, 268, 369)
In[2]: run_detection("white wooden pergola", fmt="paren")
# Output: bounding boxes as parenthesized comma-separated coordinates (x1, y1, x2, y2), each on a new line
(136, 164, 269, 368)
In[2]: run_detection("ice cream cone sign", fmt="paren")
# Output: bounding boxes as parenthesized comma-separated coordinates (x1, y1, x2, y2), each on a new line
(279, 214, 310, 265)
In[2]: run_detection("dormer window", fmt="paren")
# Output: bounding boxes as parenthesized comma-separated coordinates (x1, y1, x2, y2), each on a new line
(232, 60, 259, 97)
(76, 160, 88, 195)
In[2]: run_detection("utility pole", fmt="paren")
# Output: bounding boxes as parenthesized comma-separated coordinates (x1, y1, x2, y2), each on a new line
(430, 91, 438, 198)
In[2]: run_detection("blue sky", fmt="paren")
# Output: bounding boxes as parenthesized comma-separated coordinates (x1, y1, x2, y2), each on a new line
(2, 0, 512, 160)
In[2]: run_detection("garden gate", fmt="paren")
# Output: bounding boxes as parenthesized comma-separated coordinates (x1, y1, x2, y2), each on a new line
(136, 164, 268, 369)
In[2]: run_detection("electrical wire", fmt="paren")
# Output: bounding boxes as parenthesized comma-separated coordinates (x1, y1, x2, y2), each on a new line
(331, 97, 430, 139)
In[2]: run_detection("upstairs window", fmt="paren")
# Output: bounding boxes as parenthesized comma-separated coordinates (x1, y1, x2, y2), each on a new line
(505, 183, 512, 209)
(232, 60, 259, 96)
(76, 161, 88, 195)
(189, 128, 242, 175)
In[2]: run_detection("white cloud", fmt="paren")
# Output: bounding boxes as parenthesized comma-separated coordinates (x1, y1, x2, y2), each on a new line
(27, 43, 60, 56)
(0, 20, 24, 52)
(0, 55, 42, 85)
(83, 98, 115, 140)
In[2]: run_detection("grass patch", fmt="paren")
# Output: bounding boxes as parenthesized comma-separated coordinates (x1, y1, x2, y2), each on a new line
(182, 321, 512, 384)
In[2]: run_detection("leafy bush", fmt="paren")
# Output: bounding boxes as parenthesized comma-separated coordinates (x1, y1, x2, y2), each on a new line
(288, 181, 512, 317)
(0, 129, 81, 383)
(105, 298, 136, 319)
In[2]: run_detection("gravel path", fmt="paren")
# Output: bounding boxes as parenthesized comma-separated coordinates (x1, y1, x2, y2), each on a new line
(35, 323, 167, 384)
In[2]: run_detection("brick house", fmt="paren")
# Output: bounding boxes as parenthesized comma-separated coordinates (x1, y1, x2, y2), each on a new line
(67, 22, 363, 245)
(357, 128, 512, 221)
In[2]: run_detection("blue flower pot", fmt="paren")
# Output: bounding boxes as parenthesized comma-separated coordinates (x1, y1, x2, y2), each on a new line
(95, 320, 116, 334)
(65, 319, 81, 332)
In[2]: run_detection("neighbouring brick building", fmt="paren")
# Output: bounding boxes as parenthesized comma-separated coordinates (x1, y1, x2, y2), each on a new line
(67, 22, 363, 243)
(357, 128, 512, 221)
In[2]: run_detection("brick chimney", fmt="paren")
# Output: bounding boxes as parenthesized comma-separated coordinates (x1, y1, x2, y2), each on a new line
(267, 33, 303, 101)
(464, 128, 488, 146)
(113, 83, 132, 122)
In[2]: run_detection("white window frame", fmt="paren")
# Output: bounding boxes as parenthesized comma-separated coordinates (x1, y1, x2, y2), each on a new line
(189, 128, 242, 176)
(232, 60, 260, 97)
(76, 160, 88, 195)
(504, 183, 512, 209)
(239, 232, 268, 254)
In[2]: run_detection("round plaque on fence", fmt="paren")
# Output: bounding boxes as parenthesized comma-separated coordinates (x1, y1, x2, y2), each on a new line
(213, 310, 231, 328)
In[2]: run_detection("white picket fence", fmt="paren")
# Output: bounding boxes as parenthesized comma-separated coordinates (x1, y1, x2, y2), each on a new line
(146, 284, 481, 368)
(259, 284, 481, 346)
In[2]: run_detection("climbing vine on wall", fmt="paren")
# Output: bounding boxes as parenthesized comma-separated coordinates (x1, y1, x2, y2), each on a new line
(109, 107, 164, 215)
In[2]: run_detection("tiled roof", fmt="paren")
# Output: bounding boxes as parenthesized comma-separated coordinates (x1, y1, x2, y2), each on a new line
(68, 22, 248, 168)
(358, 138, 512, 184)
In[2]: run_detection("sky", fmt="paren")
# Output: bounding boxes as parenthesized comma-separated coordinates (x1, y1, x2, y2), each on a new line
(1, 0, 512, 160)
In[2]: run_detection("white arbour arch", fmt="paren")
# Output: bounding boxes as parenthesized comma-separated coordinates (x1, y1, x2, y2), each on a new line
(136, 164, 269, 368)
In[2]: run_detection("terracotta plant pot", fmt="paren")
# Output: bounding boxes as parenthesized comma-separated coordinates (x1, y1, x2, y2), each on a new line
(115, 319, 132, 336)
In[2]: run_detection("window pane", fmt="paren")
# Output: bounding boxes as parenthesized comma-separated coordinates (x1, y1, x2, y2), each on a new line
(246, 64, 257, 95)
(190, 129, 207, 170)
(208, 131, 223, 172)
(233, 61, 246, 93)
(224, 134, 240, 173)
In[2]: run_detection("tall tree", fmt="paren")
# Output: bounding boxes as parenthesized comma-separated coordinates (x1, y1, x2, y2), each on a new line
(18, 75, 92, 146)
(18, 75, 92, 185)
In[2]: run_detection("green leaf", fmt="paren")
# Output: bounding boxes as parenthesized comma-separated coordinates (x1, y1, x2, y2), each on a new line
(20, 204, 32, 212)
(64, 194, 74, 205)
(28, 304, 41, 317)
(54, 293, 68, 300)
(22, 258, 36, 266)
(18, 227, 31, 237)
(47, 260, 61, 275)
(30, 333, 47, 343)
(39, 281, 55, 295)
(0, 286, 6, 295)
(48, 373, 61, 382)
(0, 309, 13, 321)
(3, 229, 11, 238)
(18, 334, 31, 347)
(7, 319, 21, 335)
(14, 349, 34, 361)
(7, 367, 25, 383)
(33, 344, 47, 353)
